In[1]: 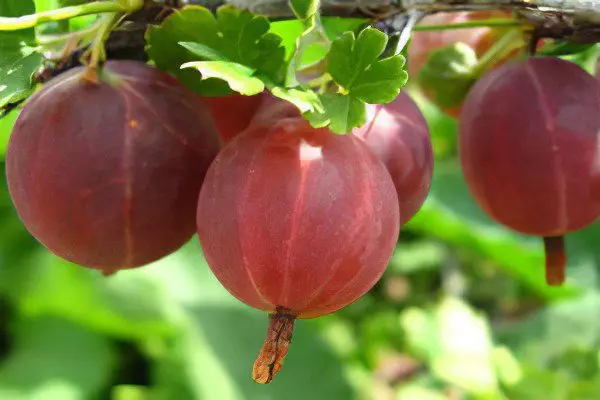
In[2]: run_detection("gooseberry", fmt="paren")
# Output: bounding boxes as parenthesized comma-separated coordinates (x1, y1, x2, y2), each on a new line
(6, 60, 221, 274)
(355, 92, 433, 225)
(251, 93, 433, 225)
(459, 57, 600, 285)
(201, 93, 265, 143)
(196, 117, 400, 383)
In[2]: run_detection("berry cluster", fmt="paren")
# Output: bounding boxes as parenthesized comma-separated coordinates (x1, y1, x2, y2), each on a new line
(5, 12, 600, 383)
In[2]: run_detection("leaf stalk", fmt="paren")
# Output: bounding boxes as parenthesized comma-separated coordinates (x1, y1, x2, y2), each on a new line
(0, 1, 142, 31)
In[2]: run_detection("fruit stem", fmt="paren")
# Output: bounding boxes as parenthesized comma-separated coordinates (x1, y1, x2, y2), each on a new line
(413, 18, 525, 32)
(543, 236, 566, 286)
(37, 19, 103, 50)
(80, 12, 123, 77)
(0, 1, 141, 32)
(252, 308, 297, 384)
(473, 28, 524, 76)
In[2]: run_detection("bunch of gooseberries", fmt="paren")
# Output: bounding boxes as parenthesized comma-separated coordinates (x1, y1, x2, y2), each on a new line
(5, 9, 600, 384)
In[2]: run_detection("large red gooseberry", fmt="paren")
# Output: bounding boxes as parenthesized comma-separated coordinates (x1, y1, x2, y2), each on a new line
(196, 117, 400, 383)
(6, 60, 221, 274)
(354, 92, 433, 225)
(250, 93, 433, 226)
(459, 57, 600, 286)
(201, 93, 266, 143)
(248, 93, 302, 127)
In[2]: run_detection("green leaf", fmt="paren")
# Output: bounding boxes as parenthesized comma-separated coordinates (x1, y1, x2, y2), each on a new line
(418, 43, 479, 109)
(179, 42, 228, 62)
(305, 92, 366, 134)
(146, 5, 286, 96)
(181, 61, 265, 95)
(290, 0, 319, 20)
(271, 86, 323, 113)
(327, 27, 407, 103)
(0, 316, 116, 400)
(269, 17, 366, 68)
(539, 41, 597, 57)
(0, 1, 44, 110)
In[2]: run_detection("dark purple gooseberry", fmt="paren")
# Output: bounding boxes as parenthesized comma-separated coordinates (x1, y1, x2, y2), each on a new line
(6, 60, 221, 274)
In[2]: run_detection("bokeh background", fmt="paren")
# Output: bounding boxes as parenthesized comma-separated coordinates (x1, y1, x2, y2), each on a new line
(3, 2, 600, 400)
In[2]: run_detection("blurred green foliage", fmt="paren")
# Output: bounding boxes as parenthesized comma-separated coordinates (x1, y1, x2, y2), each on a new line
(2, 2, 600, 400)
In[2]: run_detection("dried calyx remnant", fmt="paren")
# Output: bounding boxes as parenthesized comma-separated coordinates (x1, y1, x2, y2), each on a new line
(252, 308, 297, 384)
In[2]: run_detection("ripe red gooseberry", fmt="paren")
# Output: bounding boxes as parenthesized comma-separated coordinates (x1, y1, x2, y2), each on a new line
(251, 92, 433, 226)
(201, 92, 266, 143)
(6, 60, 221, 274)
(459, 57, 600, 286)
(355, 92, 434, 225)
(196, 117, 400, 383)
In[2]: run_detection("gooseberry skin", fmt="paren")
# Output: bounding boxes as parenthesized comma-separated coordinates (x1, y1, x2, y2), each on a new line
(459, 57, 600, 284)
(355, 92, 433, 226)
(201, 93, 265, 143)
(6, 60, 221, 272)
(196, 118, 400, 319)
(250, 93, 433, 226)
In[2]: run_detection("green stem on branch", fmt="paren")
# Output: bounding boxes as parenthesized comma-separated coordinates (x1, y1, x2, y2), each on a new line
(473, 28, 525, 75)
(37, 19, 104, 53)
(82, 12, 123, 71)
(0, 0, 141, 32)
(413, 18, 525, 32)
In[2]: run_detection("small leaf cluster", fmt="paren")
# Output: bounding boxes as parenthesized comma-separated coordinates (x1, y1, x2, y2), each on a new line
(146, 3, 408, 134)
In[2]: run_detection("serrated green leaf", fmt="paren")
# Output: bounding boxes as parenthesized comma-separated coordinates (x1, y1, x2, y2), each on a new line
(290, 0, 319, 20)
(0, 1, 44, 110)
(350, 55, 407, 103)
(329, 29, 387, 87)
(146, 5, 285, 96)
(269, 17, 367, 68)
(327, 27, 407, 103)
(305, 93, 366, 134)
(181, 61, 264, 95)
(179, 42, 228, 62)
